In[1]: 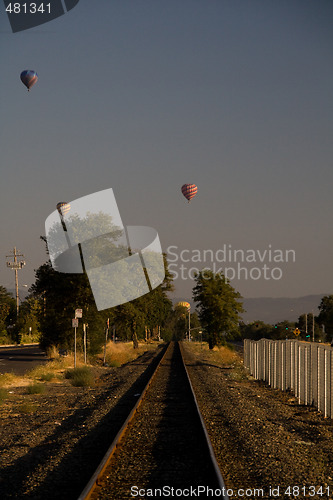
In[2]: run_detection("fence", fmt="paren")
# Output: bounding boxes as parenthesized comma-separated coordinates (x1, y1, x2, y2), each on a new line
(243, 338, 333, 419)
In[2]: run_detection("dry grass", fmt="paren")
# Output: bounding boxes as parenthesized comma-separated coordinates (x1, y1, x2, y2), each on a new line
(184, 341, 248, 380)
(0, 373, 21, 388)
(184, 341, 239, 366)
(99, 341, 160, 367)
(27, 352, 85, 381)
(0, 342, 161, 391)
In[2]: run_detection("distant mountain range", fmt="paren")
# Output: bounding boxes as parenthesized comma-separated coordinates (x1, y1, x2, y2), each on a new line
(172, 294, 328, 324)
(8, 288, 329, 325)
(240, 295, 327, 323)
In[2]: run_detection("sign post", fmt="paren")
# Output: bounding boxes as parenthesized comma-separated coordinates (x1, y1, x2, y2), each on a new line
(103, 318, 109, 366)
(73, 309, 82, 368)
(83, 323, 87, 364)
(72, 318, 79, 367)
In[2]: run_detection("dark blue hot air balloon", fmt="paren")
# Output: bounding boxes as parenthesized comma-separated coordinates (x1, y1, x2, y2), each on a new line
(20, 70, 38, 91)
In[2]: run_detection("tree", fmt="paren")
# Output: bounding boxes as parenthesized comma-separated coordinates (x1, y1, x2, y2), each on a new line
(113, 254, 174, 346)
(240, 321, 274, 340)
(317, 295, 333, 340)
(13, 296, 42, 343)
(32, 198, 175, 353)
(0, 286, 16, 342)
(192, 270, 244, 349)
(271, 320, 295, 340)
(32, 237, 174, 352)
(164, 304, 190, 341)
(31, 261, 109, 353)
(295, 313, 323, 341)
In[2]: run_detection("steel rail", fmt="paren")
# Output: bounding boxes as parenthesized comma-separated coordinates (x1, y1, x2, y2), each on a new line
(77, 342, 171, 500)
(179, 341, 229, 500)
(78, 341, 229, 500)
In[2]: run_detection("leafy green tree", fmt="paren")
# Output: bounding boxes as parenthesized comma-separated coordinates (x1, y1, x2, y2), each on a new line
(164, 304, 189, 341)
(32, 201, 174, 354)
(113, 302, 143, 347)
(271, 320, 295, 340)
(296, 313, 325, 342)
(240, 321, 274, 340)
(296, 314, 309, 340)
(14, 297, 42, 343)
(113, 254, 174, 346)
(317, 295, 333, 340)
(31, 261, 109, 353)
(192, 270, 244, 349)
(0, 286, 16, 343)
(136, 288, 173, 340)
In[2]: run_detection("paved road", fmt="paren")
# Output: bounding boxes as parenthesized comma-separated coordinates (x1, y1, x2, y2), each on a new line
(0, 345, 49, 375)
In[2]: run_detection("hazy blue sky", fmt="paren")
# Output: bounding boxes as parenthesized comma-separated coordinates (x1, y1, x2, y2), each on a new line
(1, 0, 332, 302)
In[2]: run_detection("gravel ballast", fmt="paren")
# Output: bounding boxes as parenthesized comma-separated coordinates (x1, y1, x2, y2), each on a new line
(182, 342, 333, 499)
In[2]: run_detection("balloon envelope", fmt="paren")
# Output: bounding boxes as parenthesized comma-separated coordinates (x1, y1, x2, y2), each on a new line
(20, 70, 38, 90)
(56, 202, 71, 217)
(176, 301, 191, 311)
(181, 184, 198, 202)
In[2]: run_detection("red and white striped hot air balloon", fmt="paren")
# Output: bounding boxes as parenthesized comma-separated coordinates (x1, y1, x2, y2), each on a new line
(181, 184, 198, 202)
(56, 202, 71, 217)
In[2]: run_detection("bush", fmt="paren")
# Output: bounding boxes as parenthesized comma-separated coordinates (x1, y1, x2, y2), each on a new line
(0, 332, 13, 345)
(26, 383, 46, 394)
(39, 372, 54, 382)
(64, 366, 95, 387)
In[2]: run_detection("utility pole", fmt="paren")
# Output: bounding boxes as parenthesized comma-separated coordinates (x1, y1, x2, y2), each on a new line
(188, 309, 191, 341)
(6, 247, 26, 318)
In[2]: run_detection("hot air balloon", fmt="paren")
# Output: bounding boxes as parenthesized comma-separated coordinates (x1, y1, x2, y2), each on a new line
(20, 70, 38, 91)
(56, 202, 71, 217)
(181, 184, 197, 202)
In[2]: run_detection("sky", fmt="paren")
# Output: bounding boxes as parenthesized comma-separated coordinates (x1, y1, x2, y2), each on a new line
(0, 0, 332, 304)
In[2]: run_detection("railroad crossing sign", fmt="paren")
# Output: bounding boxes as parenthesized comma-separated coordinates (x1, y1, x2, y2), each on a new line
(293, 328, 301, 336)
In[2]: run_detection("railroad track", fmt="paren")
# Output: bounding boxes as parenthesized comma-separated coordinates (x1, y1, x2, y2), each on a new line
(78, 341, 228, 500)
